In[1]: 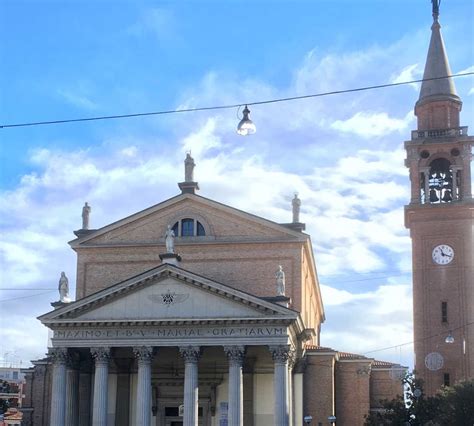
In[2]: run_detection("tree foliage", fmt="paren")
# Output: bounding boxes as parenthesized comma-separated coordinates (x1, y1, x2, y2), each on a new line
(364, 373, 474, 426)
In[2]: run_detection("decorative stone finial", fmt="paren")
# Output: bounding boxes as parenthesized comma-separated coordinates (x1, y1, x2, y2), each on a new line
(58, 272, 71, 303)
(82, 202, 91, 230)
(275, 265, 286, 296)
(292, 193, 301, 223)
(178, 153, 199, 194)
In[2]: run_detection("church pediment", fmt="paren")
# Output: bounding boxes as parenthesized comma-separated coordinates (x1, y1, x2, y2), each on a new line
(39, 264, 298, 326)
(69, 193, 306, 247)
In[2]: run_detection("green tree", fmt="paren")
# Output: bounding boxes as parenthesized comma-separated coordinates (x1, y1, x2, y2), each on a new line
(364, 373, 440, 425)
(434, 380, 474, 425)
(365, 375, 474, 426)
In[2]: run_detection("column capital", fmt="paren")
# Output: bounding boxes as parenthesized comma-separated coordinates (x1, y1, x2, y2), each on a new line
(49, 347, 69, 364)
(224, 345, 246, 364)
(133, 346, 154, 363)
(90, 347, 111, 364)
(269, 345, 294, 363)
(179, 346, 201, 363)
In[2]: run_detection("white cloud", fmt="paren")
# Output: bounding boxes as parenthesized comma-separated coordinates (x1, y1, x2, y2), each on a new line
(391, 63, 422, 90)
(320, 283, 414, 367)
(0, 32, 431, 367)
(127, 7, 179, 43)
(331, 111, 413, 138)
(57, 88, 98, 110)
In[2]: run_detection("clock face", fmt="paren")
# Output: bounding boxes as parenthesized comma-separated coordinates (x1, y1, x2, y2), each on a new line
(432, 244, 454, 265)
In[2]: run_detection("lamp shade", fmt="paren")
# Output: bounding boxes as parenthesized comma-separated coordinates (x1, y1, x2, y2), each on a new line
(445, 332, 455, 344)
(236, 105, 256, 135)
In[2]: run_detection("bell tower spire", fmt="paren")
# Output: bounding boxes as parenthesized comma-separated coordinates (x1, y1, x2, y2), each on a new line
(415, 0, 462, 130)
(404, 2, 474, 396)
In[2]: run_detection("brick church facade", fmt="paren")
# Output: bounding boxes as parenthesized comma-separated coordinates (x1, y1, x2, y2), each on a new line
(19, 3, 473, 426)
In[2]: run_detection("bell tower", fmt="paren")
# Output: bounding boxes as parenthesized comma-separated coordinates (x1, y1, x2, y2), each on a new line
(404, 2, 474, 395)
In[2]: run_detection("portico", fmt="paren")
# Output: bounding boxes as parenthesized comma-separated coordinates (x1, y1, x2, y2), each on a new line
(40, 264, 306, 426)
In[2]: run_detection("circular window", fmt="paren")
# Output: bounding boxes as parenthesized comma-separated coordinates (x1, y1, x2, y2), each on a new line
(450, 148, 460, 157)
(420, 150, 430, 159)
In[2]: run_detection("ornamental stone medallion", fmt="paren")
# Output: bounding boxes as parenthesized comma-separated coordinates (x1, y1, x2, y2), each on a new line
(149, 289, 189, 307)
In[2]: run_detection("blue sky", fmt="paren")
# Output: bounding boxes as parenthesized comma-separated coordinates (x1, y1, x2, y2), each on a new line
(0, 0, 473, 368)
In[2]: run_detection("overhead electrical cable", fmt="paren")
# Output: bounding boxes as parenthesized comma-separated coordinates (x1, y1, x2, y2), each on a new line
(363, 321, 474, 355)
(1, 72, 472, 129)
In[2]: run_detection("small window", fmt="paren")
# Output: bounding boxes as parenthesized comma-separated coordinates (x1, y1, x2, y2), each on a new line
(171, 222, 179, 236)
(197, 221, 205, 236)
(172, 218, 206, 237)
(441, 301, 448, 323)
(181, 219, 194, 236)
(443, 372, 450, 386)
(12, 371, 18, 380)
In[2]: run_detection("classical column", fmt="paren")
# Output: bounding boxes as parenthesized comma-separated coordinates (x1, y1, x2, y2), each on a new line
(224, 346, 245, 426)
(269, 345, 293, 426)
(133, 346, 154, 426)
(49, 347, 68, 426)
(421, 167, 430, 203)
(91, 347, 111, 426)
(287, 352, 296, 426)
(179, 346, 201, 426)
(65, 354, 80, 426)
(451, 166, 461, 200)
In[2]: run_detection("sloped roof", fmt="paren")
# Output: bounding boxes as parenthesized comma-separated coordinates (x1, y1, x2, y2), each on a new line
(39, 262, 301, 326)
(69, 192, 308, 247)
(417, 18, 460, 105)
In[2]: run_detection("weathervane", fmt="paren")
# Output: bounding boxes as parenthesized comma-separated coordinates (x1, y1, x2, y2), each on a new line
(432, 0, 440, 20)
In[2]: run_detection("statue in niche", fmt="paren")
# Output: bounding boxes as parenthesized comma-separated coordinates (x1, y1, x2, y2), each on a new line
(292, 193, 301, 223)
(165, 225, 175, 253)
(275, 265, 286, 296)
(82, 202, 91, 230)
(184, 152, 195, 182)
(58, 272, 71, 303)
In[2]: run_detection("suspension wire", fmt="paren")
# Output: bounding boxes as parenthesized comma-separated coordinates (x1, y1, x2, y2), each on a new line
(1, 72, 472, 129)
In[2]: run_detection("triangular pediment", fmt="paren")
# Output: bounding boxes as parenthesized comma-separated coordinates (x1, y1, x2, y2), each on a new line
(70, 193, 307, 247)
(39, 264, 297, 326)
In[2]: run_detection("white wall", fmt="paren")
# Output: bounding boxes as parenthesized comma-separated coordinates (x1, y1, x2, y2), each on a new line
(253, 373, 274, 426)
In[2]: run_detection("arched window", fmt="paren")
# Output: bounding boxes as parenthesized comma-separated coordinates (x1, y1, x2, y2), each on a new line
(426, 158, 453, 203)
(171, 218, 206, 237)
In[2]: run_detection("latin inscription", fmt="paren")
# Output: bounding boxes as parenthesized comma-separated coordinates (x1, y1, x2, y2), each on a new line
(53, 326, 286, 340)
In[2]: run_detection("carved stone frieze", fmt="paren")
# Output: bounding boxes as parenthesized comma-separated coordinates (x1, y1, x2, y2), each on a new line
(179, 346, 201, 363)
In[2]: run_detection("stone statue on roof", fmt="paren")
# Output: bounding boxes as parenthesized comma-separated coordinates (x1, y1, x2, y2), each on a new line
(165, 225, 175, 253)
(58, 272, 71, 303)
(275, 265, 286, 296)
(292, 193, 301, 223)
(184, 152, 195, 182)
(82, 202, 91, 230)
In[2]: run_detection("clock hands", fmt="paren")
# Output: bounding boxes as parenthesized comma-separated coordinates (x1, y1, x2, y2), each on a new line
(439, 248, 452, 258)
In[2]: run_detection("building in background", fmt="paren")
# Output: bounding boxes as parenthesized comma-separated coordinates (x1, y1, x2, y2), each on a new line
(404, 2, 474, 396)
(0, 367, 25, 410)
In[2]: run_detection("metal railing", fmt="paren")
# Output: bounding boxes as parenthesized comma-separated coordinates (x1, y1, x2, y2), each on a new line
(411, 126, 468, 140)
